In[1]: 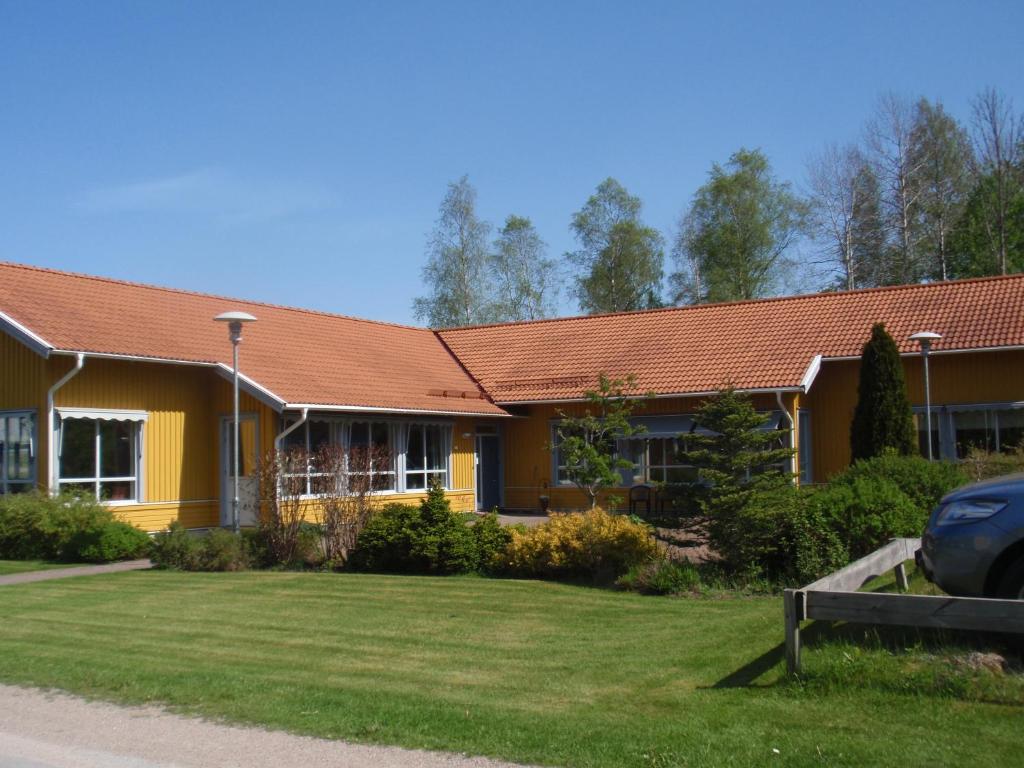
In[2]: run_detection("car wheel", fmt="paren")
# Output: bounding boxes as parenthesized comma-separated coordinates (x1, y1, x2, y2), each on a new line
(996, 557, 1024, 600)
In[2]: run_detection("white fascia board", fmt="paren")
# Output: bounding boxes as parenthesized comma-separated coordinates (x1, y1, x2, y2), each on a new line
(283, 403, 512, 418)
(212, 364, 286, 412)
(799, 354, 823, 393)
(0, 311, 53, 357)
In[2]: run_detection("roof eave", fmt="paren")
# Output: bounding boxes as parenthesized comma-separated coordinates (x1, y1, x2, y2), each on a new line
(494, 386, 804, 406)
(0, 311, 54, 358)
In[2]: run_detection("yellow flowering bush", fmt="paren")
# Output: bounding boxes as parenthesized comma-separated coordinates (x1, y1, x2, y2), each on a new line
(497, 508, 658, 581)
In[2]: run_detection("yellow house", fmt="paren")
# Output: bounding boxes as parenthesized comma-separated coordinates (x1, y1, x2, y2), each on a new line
(2, 260, 1024, 528)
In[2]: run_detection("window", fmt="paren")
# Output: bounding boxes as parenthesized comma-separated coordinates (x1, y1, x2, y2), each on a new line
(798, 410, 813, 484)
(0, 411, 36, 494)
(644, 437, 699, 484)
(58, 415, 142, 502)
(405, 423, 450, 490)
(280, 418, 335, 494)
(350, 421, 396, 492)
(952, 407, 1024, 458)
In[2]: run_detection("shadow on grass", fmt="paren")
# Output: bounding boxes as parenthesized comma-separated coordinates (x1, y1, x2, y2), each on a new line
(708, 619, 1023, 690)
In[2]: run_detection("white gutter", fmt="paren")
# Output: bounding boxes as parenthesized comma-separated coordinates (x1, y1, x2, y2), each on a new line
(498, 386, 803, 406)
(274, 407, 308, 450)
(46, 353, 84, 493)
(776, 390, 798, 481)
(283, 402, 511, 417)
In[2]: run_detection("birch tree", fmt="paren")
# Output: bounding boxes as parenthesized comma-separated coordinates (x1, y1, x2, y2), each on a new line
(865, 93, 927, 285)
(968, 88, 1023, 275)
(413, 176, 494, 328)
(490, 215, 559, 321)
(672, 148, 806, 304)
(566, 178, 664, 314)
(908, 99, 973, 281)
(806, 144, 886, 290)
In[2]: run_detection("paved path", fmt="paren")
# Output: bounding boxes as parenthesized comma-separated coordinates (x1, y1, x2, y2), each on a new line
(0, 559, 152, 587)
(0, 685, 534, 768)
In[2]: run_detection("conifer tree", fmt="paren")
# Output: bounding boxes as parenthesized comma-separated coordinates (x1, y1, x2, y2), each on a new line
(849, 323, 916, 461)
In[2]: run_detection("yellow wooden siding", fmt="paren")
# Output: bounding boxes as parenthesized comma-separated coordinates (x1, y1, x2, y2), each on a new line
(502, 393, 797, 511)
(801, 350, 1024, 482)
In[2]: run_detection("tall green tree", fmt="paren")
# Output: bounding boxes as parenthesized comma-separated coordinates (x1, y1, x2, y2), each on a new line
(490, 215, 559, 321)
(849, 323, 916, 461)
(413, 176, 494, 328)
(908, 99, 973, 281)
(671, 148, 806, 304)
(683, 389, 808, 578)
(567, 178, 664, 314)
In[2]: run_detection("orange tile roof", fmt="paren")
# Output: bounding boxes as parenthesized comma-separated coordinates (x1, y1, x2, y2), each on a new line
(440, 275, 1024, 402)
(0, 262, 507, 416)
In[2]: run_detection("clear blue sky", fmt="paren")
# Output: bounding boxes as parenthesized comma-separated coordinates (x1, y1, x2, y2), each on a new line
(2, 1, 1022, 325)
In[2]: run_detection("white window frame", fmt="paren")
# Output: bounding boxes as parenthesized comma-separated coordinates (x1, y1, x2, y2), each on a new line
(277, 416, 452, 497)
(918, 402, 1024, 461)
(0, 409, 37, 494)
(56, 410, 147, 505)
(403, 422, 452, 491)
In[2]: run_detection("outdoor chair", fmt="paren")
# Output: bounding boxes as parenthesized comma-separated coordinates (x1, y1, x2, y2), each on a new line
(628, 484, 654, 518)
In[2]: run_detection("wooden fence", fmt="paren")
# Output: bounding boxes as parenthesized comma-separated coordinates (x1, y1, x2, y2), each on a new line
(783, 537, 1024, 674)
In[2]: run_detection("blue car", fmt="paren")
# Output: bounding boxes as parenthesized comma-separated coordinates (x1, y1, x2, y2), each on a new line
(919, 473, 1024, 599)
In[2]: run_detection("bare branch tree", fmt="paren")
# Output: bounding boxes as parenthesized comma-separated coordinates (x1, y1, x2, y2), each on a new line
(865, 93, 928, 284)
(970, 88, 1023, 275)
(256, 448, 309, 565)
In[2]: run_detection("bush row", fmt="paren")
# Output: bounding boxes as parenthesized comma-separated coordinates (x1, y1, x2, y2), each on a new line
(0, 492, 151, 563)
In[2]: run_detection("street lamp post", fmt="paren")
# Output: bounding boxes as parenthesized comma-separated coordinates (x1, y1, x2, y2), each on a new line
(215, 311, 257, 532)
(910, 331, 942, 461)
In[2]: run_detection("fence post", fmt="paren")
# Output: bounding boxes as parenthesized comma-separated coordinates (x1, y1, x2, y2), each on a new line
(783, 589, 802, 675)
(894, 561, 909, 592)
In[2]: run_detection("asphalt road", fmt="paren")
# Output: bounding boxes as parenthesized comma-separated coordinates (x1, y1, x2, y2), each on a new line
(0, 685, 533, 768)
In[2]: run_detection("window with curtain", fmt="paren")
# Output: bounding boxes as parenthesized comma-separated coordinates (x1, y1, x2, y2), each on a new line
(58, 417, 141, 502)
(405, 423, 450, 490)
(350, 421, 396, 492)
(0, 411, 36, 494)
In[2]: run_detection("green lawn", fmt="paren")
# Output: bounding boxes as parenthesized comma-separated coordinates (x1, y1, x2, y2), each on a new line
(0, 559, 84, 576)
(0, 571, 1020, 767)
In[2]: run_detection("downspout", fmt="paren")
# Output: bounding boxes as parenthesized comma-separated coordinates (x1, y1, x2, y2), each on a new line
(46, 353, 85, 494)
(273, 408, 308, 451)
(776, 390, 797, 482)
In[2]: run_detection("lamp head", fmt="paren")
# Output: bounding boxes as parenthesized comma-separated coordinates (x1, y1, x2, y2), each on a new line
(909, 331, 942, 352)
(214, 311, 257, 343)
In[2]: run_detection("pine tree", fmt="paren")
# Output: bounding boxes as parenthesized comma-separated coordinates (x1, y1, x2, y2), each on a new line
(849, 323, 916, 461)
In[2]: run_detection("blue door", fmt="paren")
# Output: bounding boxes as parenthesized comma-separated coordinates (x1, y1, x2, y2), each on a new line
(476, 435, 501, 512)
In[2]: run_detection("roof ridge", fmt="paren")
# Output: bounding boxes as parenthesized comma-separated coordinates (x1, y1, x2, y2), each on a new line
(439, 273, 1024, 333)
(0, 260, 432, 333)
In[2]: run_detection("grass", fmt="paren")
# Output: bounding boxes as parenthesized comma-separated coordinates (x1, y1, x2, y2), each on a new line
(0, 559, 84, 576)
(0, 571, 1021, 767)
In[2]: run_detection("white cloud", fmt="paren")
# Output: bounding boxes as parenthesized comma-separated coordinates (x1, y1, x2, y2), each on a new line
(76, 168, 336, 221)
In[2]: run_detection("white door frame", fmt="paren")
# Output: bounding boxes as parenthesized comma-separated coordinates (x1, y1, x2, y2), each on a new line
(219, 413, 259, 527)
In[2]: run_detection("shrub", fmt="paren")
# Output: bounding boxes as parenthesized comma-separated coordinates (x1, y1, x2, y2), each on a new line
(617, 558, 701, 595)
(811, 475, 924, 560)
(707, 483, 847, 584)
(198, 528, 250, 571)
(960, 446, 1024, 482)
(0, 491, 132, 561)
(151, 522, 201, 569)
(71, 521, 151, 563)
(497, 508, 658, 582)
(471, 512, 512, 574)
(152, 524, 253, 571)
(833, 452, 967, 514)
(349, 481, 480, 575)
